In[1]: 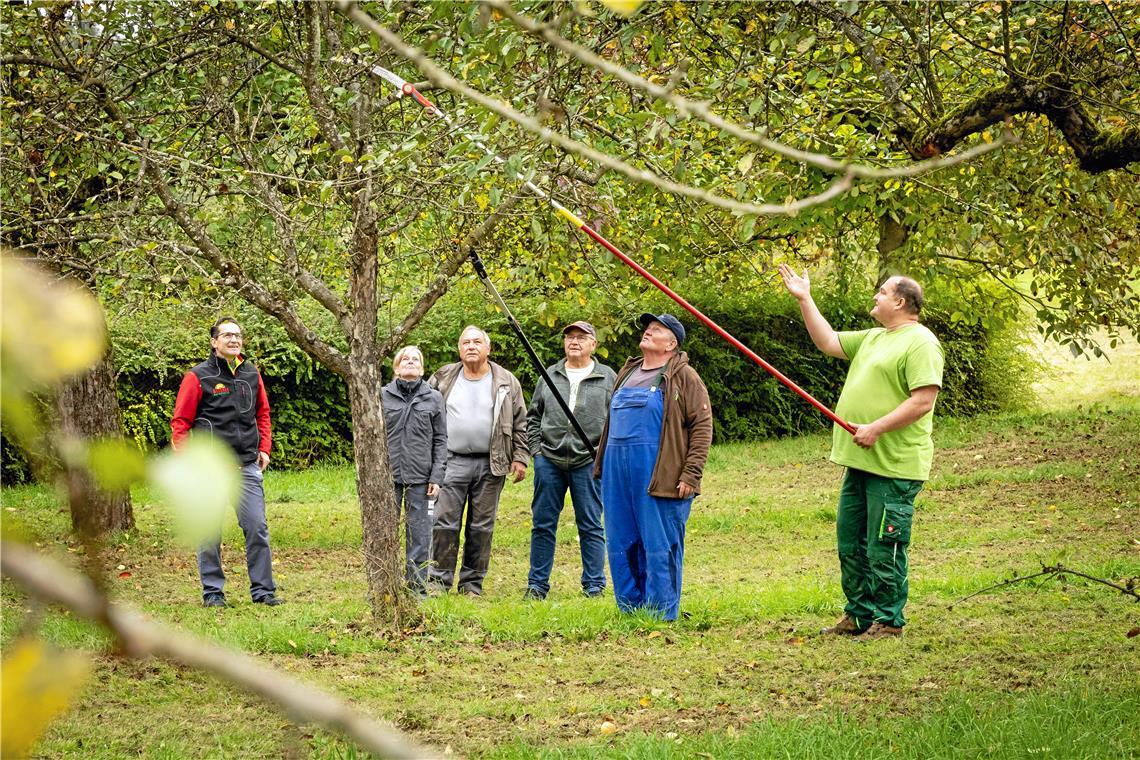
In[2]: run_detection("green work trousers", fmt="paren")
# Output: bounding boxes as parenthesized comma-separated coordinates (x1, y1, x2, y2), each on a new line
(836, 468, 923, 629)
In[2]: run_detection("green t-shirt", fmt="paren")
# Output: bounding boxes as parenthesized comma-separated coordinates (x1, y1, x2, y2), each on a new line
(831, 324, 944, 481)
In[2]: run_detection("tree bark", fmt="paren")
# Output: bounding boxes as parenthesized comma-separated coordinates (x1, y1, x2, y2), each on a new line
(56, 345, 135, 537)
(345, 356, 413, 632)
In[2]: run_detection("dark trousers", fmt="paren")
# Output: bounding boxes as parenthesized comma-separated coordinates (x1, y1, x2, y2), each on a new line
(837, 468, 922, 628)
(197, 463, 276, 602)
(395, 483, 432, 592)
(430, 452, 505, 594)
(527, 455, 606, 596)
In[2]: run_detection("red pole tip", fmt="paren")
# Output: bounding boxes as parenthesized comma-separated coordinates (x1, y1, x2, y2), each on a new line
(402, 83, 414, 95)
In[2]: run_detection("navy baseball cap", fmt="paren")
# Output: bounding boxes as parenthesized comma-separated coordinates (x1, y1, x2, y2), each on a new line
(639, 313, 685, 346)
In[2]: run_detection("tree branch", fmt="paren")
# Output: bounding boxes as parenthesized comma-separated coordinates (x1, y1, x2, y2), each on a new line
(220, 28, 303, 79)
(949, 562, 1140, 609)
(475, 0, 1009, 180)
(0, 541, 442, 760)
(303, 2, 348, 155)
(916, 77, 1140, 172)
(378, 191, 524, 357)
(805, 0, 916, 123)
(74, 74, 352, 375)
(340, 2, 1007, 220)
(222, 105, 353, 335)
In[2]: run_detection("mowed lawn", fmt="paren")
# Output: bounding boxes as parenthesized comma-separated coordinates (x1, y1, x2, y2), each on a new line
(2, 355, 1138, 758)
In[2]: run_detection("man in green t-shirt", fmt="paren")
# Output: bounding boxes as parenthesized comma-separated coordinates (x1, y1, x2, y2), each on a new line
(780, 265, 944, 640)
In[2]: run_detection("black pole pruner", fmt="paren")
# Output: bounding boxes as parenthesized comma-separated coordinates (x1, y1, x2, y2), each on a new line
(468, 251, 597, 459)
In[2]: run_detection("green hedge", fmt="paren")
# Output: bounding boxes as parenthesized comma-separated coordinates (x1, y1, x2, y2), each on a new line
(476, 287, 1033, 443)
(1, 284, 1032, 483)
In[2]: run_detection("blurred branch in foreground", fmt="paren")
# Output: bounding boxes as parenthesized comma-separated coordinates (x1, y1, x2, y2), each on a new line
(0, 543, 444, 758)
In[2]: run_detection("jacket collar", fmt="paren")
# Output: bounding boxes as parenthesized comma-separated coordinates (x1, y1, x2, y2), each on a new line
(384, 378, 431, 398)
(208, 350, 248, 375)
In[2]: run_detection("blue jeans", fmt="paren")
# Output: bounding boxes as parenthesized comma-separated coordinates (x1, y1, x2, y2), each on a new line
(527, 455, 607, 596)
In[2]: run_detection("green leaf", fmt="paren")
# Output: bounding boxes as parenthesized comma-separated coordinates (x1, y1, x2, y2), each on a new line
(87, 438, 148, 492)
(149, 437, 240, 547)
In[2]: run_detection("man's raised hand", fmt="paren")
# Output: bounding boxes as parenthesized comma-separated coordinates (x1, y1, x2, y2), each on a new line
(778, 264, 811, 301)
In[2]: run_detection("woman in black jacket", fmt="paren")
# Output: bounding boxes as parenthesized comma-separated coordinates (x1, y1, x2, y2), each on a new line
(381, 346, 447, 596)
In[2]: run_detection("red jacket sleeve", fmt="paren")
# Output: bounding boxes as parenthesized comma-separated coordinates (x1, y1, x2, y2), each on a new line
(170, 372, 202, 450)
(256, 371, 272, 455)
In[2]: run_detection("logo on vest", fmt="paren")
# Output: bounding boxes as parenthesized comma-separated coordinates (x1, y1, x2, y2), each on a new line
(212, 383, 230, 395)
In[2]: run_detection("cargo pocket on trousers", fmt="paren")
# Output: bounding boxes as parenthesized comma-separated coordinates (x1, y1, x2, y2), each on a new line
(879, 502, 914, 544)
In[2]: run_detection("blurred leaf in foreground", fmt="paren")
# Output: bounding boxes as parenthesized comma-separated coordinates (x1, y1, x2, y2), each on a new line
(86, 438, 149, 492)
(0, 253, 107, 449)
(0, 253, 106, 386)
(149, 436, 240, 547)
(0, 637, 91, 758)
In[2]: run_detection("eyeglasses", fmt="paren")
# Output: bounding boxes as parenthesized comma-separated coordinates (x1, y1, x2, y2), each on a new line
(217, 331, 243, 340)
(564, 334, 592, 343)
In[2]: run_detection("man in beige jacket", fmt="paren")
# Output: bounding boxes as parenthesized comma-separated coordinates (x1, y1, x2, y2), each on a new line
(427, 326, 528, 595)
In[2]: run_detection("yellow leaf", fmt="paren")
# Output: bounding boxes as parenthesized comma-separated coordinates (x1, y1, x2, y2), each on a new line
(639, 696, 651, 707)
(598, 0, 644, 16)
(1, 254, 107, 385)
(1, 638, 91, 758)
(340, 154, 354, 163)
(647, 630, 662, 639)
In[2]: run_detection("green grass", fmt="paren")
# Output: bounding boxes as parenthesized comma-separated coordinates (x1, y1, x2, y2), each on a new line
(3, 395, 1139, 757)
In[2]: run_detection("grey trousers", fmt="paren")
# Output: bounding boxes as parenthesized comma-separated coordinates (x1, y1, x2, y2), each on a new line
(197, 462, 276, 601)
(430, 452, 505, 594)
(395, 482, 432, 592)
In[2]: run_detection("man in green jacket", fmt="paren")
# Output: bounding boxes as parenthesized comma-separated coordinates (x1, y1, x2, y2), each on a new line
(524, 321, 616, 601)
(594, 313, 713, 621)
(780, 265, 944, 640)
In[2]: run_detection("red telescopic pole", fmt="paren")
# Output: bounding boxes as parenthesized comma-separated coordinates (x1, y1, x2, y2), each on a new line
(370, 66, 856, 435)
(576, 224, 857, 435)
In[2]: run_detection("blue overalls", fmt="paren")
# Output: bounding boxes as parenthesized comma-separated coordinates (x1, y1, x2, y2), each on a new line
(601, 378, 692, 621)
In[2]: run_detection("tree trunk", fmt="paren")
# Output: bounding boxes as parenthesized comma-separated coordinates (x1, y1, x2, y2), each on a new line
(877, 211, 910, 283)
(56, 349, 135, 537)
(345, 355, 413, 631)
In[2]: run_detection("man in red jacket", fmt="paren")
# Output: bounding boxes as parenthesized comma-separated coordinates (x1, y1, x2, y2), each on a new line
(171, 317, 282, 608)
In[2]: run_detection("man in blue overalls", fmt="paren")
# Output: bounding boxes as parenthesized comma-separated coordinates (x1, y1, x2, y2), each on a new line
(593, 314, 713, 621)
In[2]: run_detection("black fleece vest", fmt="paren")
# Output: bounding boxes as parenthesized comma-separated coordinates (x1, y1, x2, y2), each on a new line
(189, 352, 262, 465)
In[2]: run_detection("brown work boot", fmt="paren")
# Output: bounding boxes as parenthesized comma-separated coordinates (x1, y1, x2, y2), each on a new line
(821, 615, 865, 636)
(855, 622, 903, 641)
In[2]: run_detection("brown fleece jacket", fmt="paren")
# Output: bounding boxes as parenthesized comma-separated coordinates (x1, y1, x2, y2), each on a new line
(592, 351, 713, 497)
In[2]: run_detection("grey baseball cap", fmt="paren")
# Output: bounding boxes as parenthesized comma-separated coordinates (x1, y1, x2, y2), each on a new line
(562, 320, 596, 337)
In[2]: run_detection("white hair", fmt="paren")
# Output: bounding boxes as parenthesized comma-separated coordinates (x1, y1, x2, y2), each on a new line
(457, 325, 491, 348)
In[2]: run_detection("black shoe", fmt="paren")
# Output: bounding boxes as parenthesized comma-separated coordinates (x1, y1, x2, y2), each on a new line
(203, 594, 227, 608)
(253, 595, 284, 606)
(522, 587, 546, 601)
(582, 587, 605, 598)
(458, 586, 482, 597)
